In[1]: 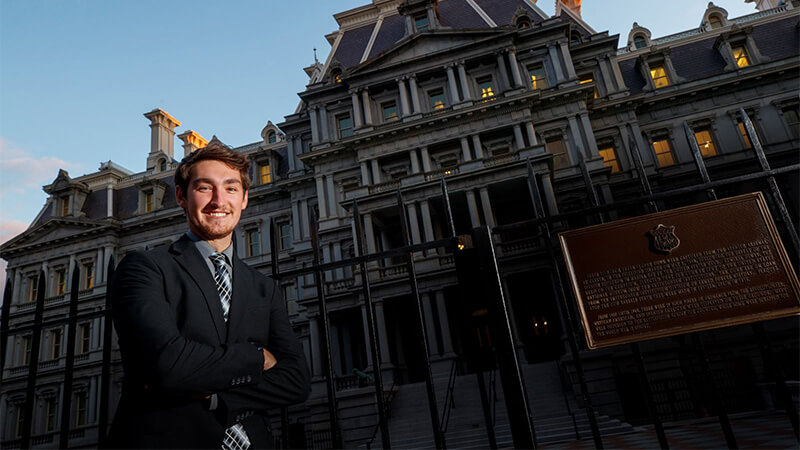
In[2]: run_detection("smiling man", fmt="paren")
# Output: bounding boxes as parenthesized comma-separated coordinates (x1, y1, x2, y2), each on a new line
(108, 142, 310, 449)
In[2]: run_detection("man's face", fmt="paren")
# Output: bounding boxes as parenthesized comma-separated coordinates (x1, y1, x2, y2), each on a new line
(176, 159, 248, 250)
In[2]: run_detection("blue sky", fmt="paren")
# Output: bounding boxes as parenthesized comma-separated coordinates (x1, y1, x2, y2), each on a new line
(0, 0, 757, 249)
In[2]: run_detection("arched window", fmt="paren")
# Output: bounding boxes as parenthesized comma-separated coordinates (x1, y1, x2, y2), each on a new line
(709, 15, 723, 29)
(267, 131, 277, 144)
(633, 35, 647, 50)
(516, 16, 531, 29)
(570, 31, 582, 46)
(331, 68, 342, 84)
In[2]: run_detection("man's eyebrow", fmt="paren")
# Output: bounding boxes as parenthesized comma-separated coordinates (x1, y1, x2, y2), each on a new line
(192, 177, 242, 186)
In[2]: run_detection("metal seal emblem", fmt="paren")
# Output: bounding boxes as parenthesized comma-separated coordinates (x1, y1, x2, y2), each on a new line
(647, 224, 680, 255)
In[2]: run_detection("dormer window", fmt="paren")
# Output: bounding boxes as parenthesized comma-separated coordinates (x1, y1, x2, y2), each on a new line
(516, 16, 531, 29)
(732, 46, 750, 68)
(709, 15, 723, 29)
(60, 195, 70, 216)
(159, 159, 167, 172)
(259, 163, 271, 184)
(144, 191, 154, 212)
(331, 68, 343, 83)
(414, 14, 429, 32)
(633, 35, 647, 50)
(649, 64, 670, 88)
(267, 131, 277, 144)
(570, 31, 582, 46)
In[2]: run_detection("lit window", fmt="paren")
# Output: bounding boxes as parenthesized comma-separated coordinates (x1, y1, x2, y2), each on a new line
(382, 101, 399, 122)
(331, 69, 343, 83)
(46, 398, 58, 432)
(84, 262, 94, 289)
(51, 328, 62, 359)
(598, 146, 621, 173)
(579, 73, 598, 98)
(337, 114, 353, 138)
(732, 46, 750, 68)
(649, 64, 669, 88)
(737, 122, 752, 149)
(79, 323, 91, 354)
(260, 164, 271, 184)
(633, 35, 647, 49)
(428, 89, 445, 110)
(56, 269, 66, 295)
(477, 76, 495, 99)
(73, 392, 87, 427)
(652, 138, 676, 167)
(709, 15, 723, 29)
(21, 335, 32, 366)
(61, 196, 70, 216)
(414, 14, 429, 32)
(144, 191, 154, 212)
(246, 229, 261, 257)
(693, 128, 718, 157)
(516, 17, 531, 29)
(267, 132, 277, 144)
(27, 275, 39, 302)
(279, 223, 292, 250)
(529, 66, 548, 90)
(781, 106, 799, 138)
(545, 137, 570, 169)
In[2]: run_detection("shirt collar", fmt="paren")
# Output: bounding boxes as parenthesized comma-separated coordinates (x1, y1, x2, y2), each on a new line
(186, 231, 233, 264)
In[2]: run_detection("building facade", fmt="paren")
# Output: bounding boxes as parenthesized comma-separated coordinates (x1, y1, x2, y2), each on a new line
(1, 0, 798, 447)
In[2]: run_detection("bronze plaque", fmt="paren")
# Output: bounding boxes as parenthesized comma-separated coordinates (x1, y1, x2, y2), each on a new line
(559, 192, 800, 349)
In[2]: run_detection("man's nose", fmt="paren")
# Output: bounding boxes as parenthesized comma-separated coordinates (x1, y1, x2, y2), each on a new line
(209, 187, 223, 205)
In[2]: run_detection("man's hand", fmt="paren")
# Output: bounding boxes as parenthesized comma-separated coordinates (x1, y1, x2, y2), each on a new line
(262, 348, 277, 371)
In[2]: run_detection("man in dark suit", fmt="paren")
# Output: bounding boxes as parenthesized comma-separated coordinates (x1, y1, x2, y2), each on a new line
(108, 143, 310, 448)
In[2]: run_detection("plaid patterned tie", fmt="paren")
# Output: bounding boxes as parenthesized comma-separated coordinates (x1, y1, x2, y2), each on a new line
(209, 253, 251, 450)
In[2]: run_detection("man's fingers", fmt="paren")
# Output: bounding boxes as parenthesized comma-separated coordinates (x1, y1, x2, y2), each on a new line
(262, 348, 277, 371)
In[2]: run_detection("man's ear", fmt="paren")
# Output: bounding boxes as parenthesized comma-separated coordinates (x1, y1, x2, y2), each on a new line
(241, 190, 249, 210)
(176, 186, 187, 209)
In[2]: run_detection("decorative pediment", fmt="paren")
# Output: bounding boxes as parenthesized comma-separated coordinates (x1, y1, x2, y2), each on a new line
(0, 218, 107, 254)
(350, 30, 506, 74)
(44, 170, 89, 196)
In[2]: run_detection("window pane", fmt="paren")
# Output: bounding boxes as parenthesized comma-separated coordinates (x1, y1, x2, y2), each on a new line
(145, 192, 154, 212)
(652, 139, 675, 167)
(737, 122, 752, 149)
(633, 36, 647, 49)
(429, 89, 445, 110)
(84, 263, 94, 289)
(529, 66, 548, 90)
(414, 15, 429, 31)
(782, 106, 800, 138)
(280, 224, 292, 250)
(732, 46, 750, 68)
(650, 65, 669, 88)
(545, 138, 570, 169)
(709, 16, 723, 29)
(693, 129, 717, 157)
(56, 269, 66, 295)
(268, 132, 277, 144)
(598, 147, 620, 173)
(247, 230, 261, 256)
(477, 77, 495, 99)
(260, 164, 271, 184)
(382, 102, 398, 122)
(61, 196, 70, 216)
(338, 115, 353, 138)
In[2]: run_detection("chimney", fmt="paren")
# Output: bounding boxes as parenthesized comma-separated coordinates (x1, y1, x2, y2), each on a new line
(556, 0, 582, 17)
(177, 130, 209, 157)
(144, 108, 181, 159)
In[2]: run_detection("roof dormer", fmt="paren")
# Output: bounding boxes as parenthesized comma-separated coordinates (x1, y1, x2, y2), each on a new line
(43, 170, 90, 219)
(398, 0, 440, 36)
(626, 22, 652, 52)
(702, 2, 731, 31)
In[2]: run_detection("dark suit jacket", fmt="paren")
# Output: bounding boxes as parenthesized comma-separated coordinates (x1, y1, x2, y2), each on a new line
(107, 235, 311, 448)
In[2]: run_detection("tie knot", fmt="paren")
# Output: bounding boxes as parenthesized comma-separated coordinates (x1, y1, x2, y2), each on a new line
(210, 252, 228, 267)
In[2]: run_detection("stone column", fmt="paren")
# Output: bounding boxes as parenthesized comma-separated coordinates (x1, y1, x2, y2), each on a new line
(351, 90, 363, 129)
(525, 121, 539, 146)
(287, 138, 296, 172)
(548, 44, 565, 82)
(435, 290, 455, 355)
(445, 65, 460, 103)
(409, 149, 420, 174)
(513, 124, 526, 150)
(360, 305, 374, 367)
(300, 199, 311, 239)
(580, 112, 600, 157)
(333, 241, 344, 279)
(310, 107, 320, 144)
(95, 248, 103, 285)
(374, 302, 392, 368)
(471, 134, 484, 159)
(361, 90, 374, 125)
(479, 187, 496, 227)
(457, 62, 471, 101)
(397, 78, 411, 117)
(422, 293, 440, 356)
(363, 213, 377, 254)
(315, 176, 328, 219)
(370, 159, 382, 184)
(360, 162, 371, 185)
(319, 107, 329, 142)
(460, 137, 471, 162)
(409, 76, 421, 113)
(420, 146, 432, 172)
(291, 202, 301, 246)
(567, 115, 584, 162)
(559, 41, 577, 79)
(541, 173, 560, 215)
(496, 52, 510, 92)
(326, 175, 337, 218)
(407, 203, 422, 244)
(420, 201, 435, 256)
(508, 49, 523, 87)
(12, 269, 21, 304)
(465, 190, 481, 227)
(106, 185, 113, 217)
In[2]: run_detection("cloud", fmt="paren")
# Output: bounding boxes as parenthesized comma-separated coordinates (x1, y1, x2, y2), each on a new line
(0, 137, 85, 199)
(0, 220, 30, 302)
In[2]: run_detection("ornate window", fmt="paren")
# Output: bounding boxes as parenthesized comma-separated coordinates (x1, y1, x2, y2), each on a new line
(21, 335, 32, 366)
(709, 15, 723, 29)
(73, 391, 87, 427)
(279, 223, 292, 250)
(579, 73, 598, 98)
(144, 191, 154, 212)
(60, 195, 70, 216)
(780, 104, 800, 139)
(27, 274, 39, 302)
(267, 131, 277, 144)
(649, 64, 669, 88)
(337, 114, 353, 138)
(78, 322, 92, 354)
(82, 261, 95, 289)
(55, 268, 66, 295)
(414, 14, 429, 32)
(516, 16, 531, 29)
(45, 398, 58, 432)
(331, 68, 343, 84)
(545, 136, 570, 169)
(428, 89, 445, 110)
(651, 137, 676, 167)
(737, 121, 753, 149)
(50, 328, 62, 359)
(476, 76, 495, 100)
(528, 65, 548, 90)
(633, 35, 647, 49)
(732, 46, 750, 68)
(246, 228, 261, 257)
(159, 159, 167, 172)
(598, 146, 621, 173)
(259, 163, 271, 185)
(693, 127, 718, 157)
(382, 101, 399, 122)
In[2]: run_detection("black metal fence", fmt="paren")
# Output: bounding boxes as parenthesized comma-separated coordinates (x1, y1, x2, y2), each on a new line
(1, 111, 798, 449)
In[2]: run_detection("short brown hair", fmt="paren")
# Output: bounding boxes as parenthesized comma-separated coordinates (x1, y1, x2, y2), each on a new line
(175, 142, 251, 193)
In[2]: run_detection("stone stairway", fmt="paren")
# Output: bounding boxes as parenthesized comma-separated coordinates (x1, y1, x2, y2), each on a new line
(364, 361, 633, 449)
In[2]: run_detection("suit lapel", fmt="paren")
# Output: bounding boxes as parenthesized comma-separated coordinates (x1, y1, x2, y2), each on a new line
(226, 256, 253, 343)
(170, 235, 227, 343)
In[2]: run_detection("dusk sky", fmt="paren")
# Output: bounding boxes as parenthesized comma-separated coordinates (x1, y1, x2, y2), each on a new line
(0, 0, 757, 281)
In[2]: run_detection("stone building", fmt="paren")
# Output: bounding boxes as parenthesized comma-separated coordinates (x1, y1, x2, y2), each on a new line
(1, 0, 798, 447)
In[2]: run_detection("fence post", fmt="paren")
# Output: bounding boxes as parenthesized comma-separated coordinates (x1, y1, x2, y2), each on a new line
(21, 270, 45, 449)
(98, 255, 116, 446)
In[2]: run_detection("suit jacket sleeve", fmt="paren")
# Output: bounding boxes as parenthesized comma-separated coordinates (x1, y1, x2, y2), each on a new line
(112, 251, 263, 396)
(217, 278, 311, 422)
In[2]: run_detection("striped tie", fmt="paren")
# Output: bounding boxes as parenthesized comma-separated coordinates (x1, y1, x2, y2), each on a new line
(209, 252, 251, 450)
